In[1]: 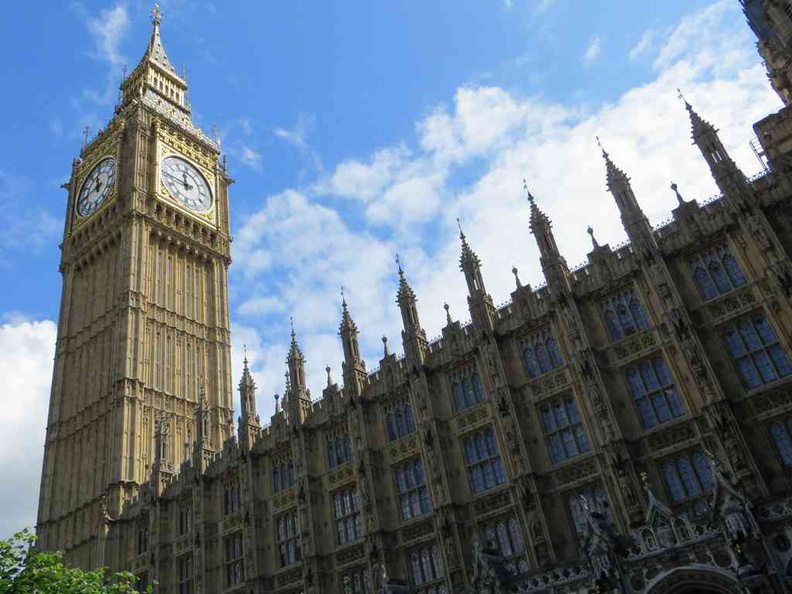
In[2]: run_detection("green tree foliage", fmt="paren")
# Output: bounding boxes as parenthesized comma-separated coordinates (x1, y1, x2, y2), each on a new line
(0, 529, 153, 594)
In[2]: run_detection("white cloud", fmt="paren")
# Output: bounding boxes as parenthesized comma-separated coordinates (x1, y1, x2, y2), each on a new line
(86, 4, 129, 68)
(630, 29, 656, 60)
(0, 319, 57, 539)
(239, 147, 262, 170)
(230, 0, 781, 417)
(274, 113, 323, 175)
(583, 37, 602, 64)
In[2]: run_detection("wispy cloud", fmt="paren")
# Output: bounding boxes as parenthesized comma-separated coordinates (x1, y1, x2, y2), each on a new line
(630, 29, 656, 60)
(274, 113, 323, 176)
(583, 37, 602, 64)
(239, 147, 262, 170)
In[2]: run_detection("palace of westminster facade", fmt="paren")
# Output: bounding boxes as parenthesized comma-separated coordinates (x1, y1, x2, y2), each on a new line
(34, 2, 792, 593)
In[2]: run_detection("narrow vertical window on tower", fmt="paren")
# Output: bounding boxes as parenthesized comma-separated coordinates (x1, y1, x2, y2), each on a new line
(723, 314, 792, 388)
(539, 397, 590, 464)
(178, 553, 193, 594)
(223, 477, 241, 516)
(272, 457, 295, 493)
(521, 329, 564, 379)
(327, 430, 353, 470)
(769, 418, 792, 466)
(136, 519, 149, 556)
(689, 243, 747, 300)
(448, 365, 485, 411)
(624, 358, 686, 429)
(223, 532, 244, 587)
(602, 289, 650, 341)
(462, 427, 507, 494)
(178, 498, 192, 535)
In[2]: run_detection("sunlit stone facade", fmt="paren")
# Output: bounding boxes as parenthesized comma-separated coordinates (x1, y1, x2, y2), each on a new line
(38, 5, 792, 594)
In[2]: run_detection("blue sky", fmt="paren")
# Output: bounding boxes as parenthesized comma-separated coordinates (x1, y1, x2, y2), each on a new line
(0, 0, 784, 537)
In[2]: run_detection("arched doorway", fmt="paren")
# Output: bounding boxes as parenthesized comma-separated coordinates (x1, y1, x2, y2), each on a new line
(645, 566, 741, 594)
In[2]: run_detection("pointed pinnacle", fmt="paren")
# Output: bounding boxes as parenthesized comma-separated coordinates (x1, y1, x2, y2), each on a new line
(151, 2, 163, 26)
(523, 178, 535, 206)
(587, 226, 599, 249)
(444, 302, 452, 325)
(512, 266, 522, 288)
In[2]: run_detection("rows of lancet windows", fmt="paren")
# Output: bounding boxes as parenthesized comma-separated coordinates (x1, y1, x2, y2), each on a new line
(276, 512, 301, 567)
(723, 314, 792, 388)
(540, 397, 590, 464)
(479, 516, 529, 574)
(147, 328, 206, 398)
(602, 289, 650, 341)
(223, 532, 244, 588)
(521, 331, 564, 379)
(150, 243, 208, 323)
(272, 459, 295, 493)
(409, 544, 445, 591)
(334, 487, 362, 545)
(178, 499, 191, 535)
(327, 432, 353, 470)
(341, 568, 368, 594)
(625, 358, 685, 429)
(462, 427, 506, 494)
(449, 367, 484, 411)
(394, 458, 432, 520)
(568, 487, 610, 534)
(223, 478, 241, 516)
(385, 398, 416, 442)
(769, 418, 792, 467)
(688, 243, 747, 300)
(150, 72, 183, 105)
(662, 451, 714, 503)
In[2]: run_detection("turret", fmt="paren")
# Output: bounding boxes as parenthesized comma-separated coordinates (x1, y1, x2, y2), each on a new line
(396, 257, 428, 366)
(237, 352, 261, 451)
(599, 140, 656, 250)
(285, 321, 312, 424)
(526, 181, 570, 294)
(683, 97, 752, 210)
(339, 293, 367, 395)
(152, 416, 173, 496)
(458, 221, 495, 334)
(194, 387, 214, 471)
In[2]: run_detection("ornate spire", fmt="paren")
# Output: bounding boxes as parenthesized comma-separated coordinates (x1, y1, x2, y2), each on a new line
(382, 335, 389, 357)
(457, 218, 480, 269)
(144, 3, 178, 76)
(597, 137, 632, 197)
(238, 350, 257, 419)
(288, 317, 303, 362)
(525, 178, 550, 234)
(338, 290, 364, 378)
(525, 180, 570, 294)
(444, 302, 452, 325)
(587, 226, 599, 249)
(339, 287, 357, 334)
(670, 182, 686, 205)
(512, 266, 522, 289)
(395, 254, 416, 305)
(679, 90, 716, 141)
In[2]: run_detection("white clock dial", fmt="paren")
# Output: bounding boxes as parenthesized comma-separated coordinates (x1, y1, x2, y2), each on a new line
(160, 156, 213, 213)
(77, 157, 116, 217)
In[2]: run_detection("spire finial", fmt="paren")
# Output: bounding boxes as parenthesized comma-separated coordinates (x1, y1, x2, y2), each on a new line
(395, 253, 403, 274)
(82, 126, 91, 149)
(512, 266, 522, 288)
(290, 316, 295, 338)
(596, 135, 609, 159)
(523, 178, 535, 206)
(382, 335, 389, 357)
(325, 365, 332, 387)
(274, 393, 280, 412)
(151, 3, 163, 27)
(243, 343, 248, 367)
(444, 302, 452, 325)
(341, 285, 347, 306)
(670, 182, 685, 205)
(587, 226, 599, 249)
(456, 217, 465, 240)
(677, 87, 690, 108)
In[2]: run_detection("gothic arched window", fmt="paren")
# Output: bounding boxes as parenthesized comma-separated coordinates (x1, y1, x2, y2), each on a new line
(625, 358, 685, 429)
(689, 244, 748, 300)
(463, 428, 506, 494)
(602, 289, 650, 341)
(449, 366, 486, 411)
(770, 420, 792, 466)
(724, 315, 792, 388)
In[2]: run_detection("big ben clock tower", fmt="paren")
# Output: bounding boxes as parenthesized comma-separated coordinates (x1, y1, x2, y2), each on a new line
(37, 6, 234, 567)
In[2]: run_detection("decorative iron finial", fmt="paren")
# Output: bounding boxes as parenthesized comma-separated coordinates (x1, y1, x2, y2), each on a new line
(274, 393, 280, 412)
(243, 343, 248, 366)
(325, 365, 332, 387)
(587, 226, 600, 249)
(395, 253, 402, 273)
(82, 126, 91, 149)
(212, 125, 221, 146)
(596, 135, 608, 158)
(670, 182, 685, 205)
(444, 302, 452, 325)
(382, 335, 389, 357)
(523, 178, 535, 206)
(456, 217, 465, 239)
(290, 316, 295, 337)
(512, 266, 522, 288)
(341, 285, 346, 306)
(677, 88, 691, 109)
(151, 2, 163, 26)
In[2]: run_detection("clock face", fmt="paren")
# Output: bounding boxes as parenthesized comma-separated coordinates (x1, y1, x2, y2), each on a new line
(77, 157, 116, 217)
(160, 156, 213, 213)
